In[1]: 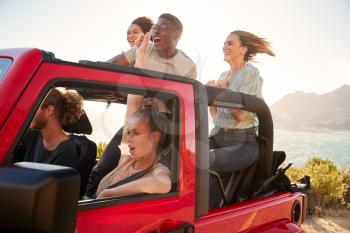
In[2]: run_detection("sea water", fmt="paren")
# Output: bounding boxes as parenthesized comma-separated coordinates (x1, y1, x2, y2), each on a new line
(274, 129, 350, 167)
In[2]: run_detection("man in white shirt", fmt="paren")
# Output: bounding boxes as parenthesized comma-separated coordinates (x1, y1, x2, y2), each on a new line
(109, 13, 197, 80)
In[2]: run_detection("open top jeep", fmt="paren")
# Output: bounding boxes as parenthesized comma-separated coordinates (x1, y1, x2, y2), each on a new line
(0, 48, 309, 233)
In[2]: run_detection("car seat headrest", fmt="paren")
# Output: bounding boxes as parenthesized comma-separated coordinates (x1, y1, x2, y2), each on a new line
(62, 111, 92, 135)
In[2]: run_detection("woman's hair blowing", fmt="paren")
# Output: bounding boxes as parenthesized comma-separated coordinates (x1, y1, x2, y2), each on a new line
(231, 30, 275, 62)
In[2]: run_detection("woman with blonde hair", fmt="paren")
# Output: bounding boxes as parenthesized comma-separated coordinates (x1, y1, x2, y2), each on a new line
(207, 30, 275, 208)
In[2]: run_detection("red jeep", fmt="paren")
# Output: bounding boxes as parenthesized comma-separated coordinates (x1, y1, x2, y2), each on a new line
(0, 48, 309, 233)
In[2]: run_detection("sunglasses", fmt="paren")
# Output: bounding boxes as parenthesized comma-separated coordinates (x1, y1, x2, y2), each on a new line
(152, 24, 176, 32)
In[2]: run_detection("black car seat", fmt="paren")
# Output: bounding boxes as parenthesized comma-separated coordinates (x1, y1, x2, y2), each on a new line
(209, 136, 267, 208)
(63, 111, 97, 197)
(85, 127, 122, 197)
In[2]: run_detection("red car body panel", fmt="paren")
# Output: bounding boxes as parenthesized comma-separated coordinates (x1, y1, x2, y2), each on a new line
(196, 192, 303, 232)
(0, 48, 43, 131)
(248, 219, 303, 233)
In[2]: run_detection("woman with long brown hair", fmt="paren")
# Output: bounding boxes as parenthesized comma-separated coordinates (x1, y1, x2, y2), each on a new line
(207, 30, 275, 208)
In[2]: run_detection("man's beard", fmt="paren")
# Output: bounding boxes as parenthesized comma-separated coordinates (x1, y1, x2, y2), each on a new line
(30, 111, 47, 130)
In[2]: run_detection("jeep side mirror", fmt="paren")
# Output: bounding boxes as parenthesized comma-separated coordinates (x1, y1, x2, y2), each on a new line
(0, 162, 80, 233)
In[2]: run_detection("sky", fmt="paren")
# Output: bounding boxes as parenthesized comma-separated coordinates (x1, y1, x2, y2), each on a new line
(1, 0, 350, 105)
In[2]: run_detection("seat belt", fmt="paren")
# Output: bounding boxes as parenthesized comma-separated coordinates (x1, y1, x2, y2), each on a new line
(89, 165, 154, 199)
(107, 165, 154, 189)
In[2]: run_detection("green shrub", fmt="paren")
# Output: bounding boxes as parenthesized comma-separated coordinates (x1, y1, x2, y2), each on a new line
(305, 157, 346, 208)
(342, 167, 350, 205)
(286, 157, 347, 208)
(96, 142, 108, 160)
(286, 167, 304, 181)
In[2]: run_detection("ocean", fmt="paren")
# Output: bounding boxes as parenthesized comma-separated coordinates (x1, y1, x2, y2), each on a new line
(274, 129, 350, 168)
(87, 100, 350, 169)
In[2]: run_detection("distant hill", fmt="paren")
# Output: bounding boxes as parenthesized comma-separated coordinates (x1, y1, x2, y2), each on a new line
(270, 84, 350, 131)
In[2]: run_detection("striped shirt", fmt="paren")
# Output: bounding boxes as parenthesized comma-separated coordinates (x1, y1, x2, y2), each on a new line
(211, 63, 263, 135)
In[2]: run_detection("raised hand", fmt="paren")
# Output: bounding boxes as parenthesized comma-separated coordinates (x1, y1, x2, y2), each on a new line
(134, 32, 151, 68)
(206, 80, 217, 87)
(216, 79, 228, 88)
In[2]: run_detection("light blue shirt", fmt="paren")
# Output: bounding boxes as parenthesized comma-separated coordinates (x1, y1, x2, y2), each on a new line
(211, 63, 263, 135)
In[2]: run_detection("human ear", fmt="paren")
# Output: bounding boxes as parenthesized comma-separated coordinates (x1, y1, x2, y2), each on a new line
(151, 131, 161, 144)
(45, 105, 55, 116)
(240, 46, 248, 57)
(172, 31, 181, 41)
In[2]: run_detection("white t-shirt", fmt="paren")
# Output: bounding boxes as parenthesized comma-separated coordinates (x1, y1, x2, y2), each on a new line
(123, 43, 197, 80)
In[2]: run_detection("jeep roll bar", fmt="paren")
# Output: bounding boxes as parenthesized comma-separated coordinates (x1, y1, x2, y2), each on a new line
(194, 84, 273, 218)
